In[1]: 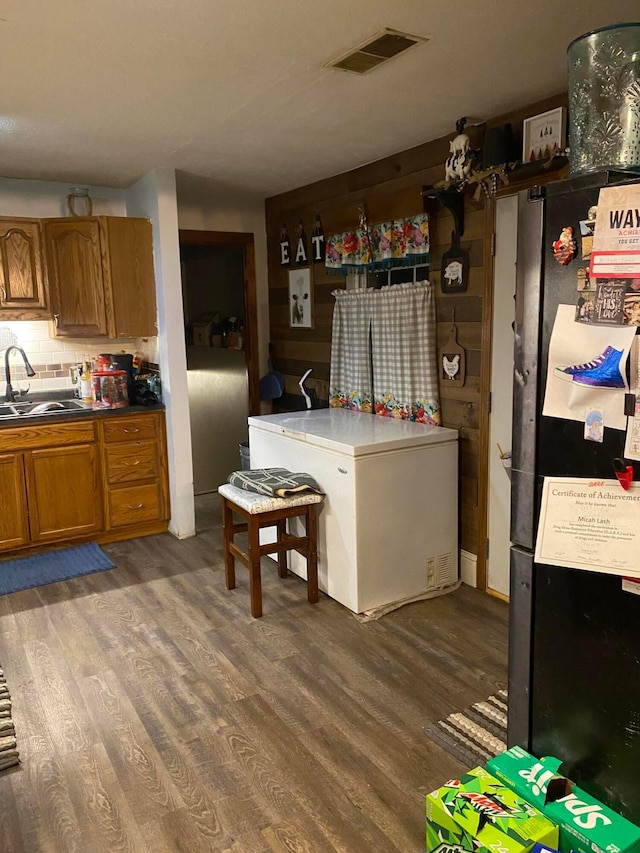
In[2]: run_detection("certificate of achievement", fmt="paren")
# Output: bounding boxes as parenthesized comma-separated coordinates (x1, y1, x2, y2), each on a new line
(535, 477, 640, 577)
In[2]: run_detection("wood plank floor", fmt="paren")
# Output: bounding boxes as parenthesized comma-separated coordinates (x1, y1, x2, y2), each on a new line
(0, 493, 508, 852)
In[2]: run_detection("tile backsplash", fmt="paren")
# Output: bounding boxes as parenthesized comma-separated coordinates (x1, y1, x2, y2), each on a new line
(0, 321, 159, 394)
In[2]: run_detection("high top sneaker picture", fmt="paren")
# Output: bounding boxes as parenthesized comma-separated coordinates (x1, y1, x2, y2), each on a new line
(554, 345, 625, 388)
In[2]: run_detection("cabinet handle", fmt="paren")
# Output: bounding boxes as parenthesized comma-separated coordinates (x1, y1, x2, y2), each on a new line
(127, 503, 144, 510)
(122, 428, 140, 434)
(0, 285, 6, 303)
(54, 313, 60, 327)
(124, 460, 141, 466)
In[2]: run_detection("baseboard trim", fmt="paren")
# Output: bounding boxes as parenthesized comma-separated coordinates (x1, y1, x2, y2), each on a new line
(460, 549, 477, 588)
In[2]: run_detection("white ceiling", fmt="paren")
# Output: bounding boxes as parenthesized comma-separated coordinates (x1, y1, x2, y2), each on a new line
(1, 1, 638, 197)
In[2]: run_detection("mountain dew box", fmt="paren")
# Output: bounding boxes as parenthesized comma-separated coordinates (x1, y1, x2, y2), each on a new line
(487, 746, 640, 853)
(426, 765, 559, 852)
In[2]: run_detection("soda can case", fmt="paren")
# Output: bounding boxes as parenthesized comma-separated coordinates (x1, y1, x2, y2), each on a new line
(426, 765, 558, 853)
(487, 746, 640, 853)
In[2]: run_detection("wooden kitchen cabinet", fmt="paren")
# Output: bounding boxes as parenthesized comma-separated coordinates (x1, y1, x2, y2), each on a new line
(43, 216, 157, 339)
(0, 410, 169, 555)
(100, 412, 169, 534)
(0, 452, 30, 552)
(0, 217, 49, 317)
(25, 444, 102, 543)
(0, 421, 102, 549)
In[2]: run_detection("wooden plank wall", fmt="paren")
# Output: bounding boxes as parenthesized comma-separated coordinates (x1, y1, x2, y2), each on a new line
(265, 94, 566, 561)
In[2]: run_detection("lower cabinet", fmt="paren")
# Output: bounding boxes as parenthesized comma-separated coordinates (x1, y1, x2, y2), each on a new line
(0, 410, 169, 554)
(25, 444, 102, 543)
(0, 453, 30, 552)
(100, 412, 169, 534)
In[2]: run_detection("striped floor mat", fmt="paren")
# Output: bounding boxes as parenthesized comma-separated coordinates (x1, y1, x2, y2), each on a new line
(0, 665, 19, 772)
(425, 690, 507, 768)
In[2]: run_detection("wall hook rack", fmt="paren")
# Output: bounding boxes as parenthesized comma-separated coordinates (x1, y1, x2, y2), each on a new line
(422, 185, 465, 237)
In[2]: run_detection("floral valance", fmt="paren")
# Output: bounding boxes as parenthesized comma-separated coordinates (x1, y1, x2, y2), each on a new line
(325, 213, 430, 275)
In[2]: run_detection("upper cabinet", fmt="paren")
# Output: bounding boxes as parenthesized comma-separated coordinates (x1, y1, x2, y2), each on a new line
(43, 216, 158, 339)
(0, 217, 49, 317)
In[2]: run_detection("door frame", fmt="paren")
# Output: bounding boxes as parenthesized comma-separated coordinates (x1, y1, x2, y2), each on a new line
(178, 229, 260, 416)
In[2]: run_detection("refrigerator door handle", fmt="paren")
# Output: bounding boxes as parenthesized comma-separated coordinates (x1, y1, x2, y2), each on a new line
(510, 189, 544, 551)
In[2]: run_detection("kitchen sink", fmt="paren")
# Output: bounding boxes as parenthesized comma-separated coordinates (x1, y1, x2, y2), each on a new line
(0, 399, 88, 418)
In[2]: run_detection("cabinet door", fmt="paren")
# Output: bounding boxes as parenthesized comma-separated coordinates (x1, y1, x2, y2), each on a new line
(25, 444, 102, 543)
(43, 219, 109, 337)
(101, 217, 157, 337)
(0, 218, 48, 314)
(0, 452, 30, 552)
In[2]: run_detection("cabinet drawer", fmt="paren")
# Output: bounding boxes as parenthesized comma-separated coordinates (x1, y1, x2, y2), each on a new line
(103, 415, 157, 443)
(108, 483, 163, 528)
(105, 440, 158, 484)
(0, 420, 96, 452)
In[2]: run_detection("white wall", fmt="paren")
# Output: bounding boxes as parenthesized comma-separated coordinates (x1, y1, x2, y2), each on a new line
(175, 172, 269, 375)
(0, 177, 126, 217)
(125, 169, 195, 540)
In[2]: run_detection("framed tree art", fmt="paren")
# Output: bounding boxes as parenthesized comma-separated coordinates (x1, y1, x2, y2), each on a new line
(522, 107, 566, 163)
(288, 267, 314, 329)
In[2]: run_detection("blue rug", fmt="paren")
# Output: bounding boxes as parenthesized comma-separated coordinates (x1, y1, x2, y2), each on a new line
(0, 542, 115, 596)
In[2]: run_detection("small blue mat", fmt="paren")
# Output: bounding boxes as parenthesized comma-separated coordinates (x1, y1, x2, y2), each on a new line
(0, 542, 115, 596)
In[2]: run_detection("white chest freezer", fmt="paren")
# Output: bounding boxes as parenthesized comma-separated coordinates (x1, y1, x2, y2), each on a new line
(248, 408, 459, 614)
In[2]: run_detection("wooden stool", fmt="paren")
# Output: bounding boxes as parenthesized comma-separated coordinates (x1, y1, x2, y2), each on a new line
(218, 483, 323, 618)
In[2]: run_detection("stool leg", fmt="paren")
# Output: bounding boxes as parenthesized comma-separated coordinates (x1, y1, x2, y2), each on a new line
(222, 497, 236, 590)
(276, 519, 288, 578)
(248, 517, 263, 618)
(306, 505, 319, 604)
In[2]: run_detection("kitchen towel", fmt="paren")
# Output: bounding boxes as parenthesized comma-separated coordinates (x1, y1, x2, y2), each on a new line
(228, 468, 325, 498)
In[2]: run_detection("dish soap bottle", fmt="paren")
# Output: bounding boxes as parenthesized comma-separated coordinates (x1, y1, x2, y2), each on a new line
(80, 361, 93, 403)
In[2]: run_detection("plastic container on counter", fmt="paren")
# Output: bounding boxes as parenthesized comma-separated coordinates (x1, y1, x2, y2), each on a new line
(91, 370, 128, 409)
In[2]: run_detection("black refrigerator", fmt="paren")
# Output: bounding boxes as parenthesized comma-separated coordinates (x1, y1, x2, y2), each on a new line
(508, 170, 640, 824)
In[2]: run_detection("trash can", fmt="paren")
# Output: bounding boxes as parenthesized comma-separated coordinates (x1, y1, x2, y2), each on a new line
(239, 441, 250, 470)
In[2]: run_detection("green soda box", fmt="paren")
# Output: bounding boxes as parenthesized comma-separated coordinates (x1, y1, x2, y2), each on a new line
(487, 746, 640, 853)
(426, 765, 559, 852)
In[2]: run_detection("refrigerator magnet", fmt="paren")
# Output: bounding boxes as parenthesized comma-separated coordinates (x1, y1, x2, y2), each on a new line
(584, 407, 604, 443)
(576, 267, 594, 293)
(552, 226, 576, 265)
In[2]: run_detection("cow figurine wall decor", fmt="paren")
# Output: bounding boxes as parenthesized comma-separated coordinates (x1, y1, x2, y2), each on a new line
(444, 117, 475, 185)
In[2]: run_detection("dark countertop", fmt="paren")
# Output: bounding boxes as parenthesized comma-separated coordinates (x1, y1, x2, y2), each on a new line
(0, 389, 165, 429)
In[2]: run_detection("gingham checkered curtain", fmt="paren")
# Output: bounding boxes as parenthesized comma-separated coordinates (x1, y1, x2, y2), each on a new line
(330, 281, 441, 425)
(370, 281, 440, 425)
(329, 287, 375, 412)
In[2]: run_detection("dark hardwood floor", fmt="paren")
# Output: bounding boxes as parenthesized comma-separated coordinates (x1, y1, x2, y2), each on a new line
(0, 493, 508, 852)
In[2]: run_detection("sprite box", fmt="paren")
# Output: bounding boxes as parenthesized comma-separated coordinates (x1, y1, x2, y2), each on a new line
(426, 765, 559, 852)
(487, 746, 640, 853)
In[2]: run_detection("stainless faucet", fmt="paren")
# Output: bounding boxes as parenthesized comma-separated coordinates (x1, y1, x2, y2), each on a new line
(4, 346, 36, 402)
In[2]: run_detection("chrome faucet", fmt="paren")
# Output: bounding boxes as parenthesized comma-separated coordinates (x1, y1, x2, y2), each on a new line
(4, 346, 36, 402)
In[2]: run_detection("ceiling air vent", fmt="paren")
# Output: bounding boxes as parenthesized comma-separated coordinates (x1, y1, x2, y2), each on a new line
(327, 29, 428, 75)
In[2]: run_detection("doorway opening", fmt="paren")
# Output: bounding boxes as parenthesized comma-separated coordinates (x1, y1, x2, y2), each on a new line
(179, 229, 260, 498)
